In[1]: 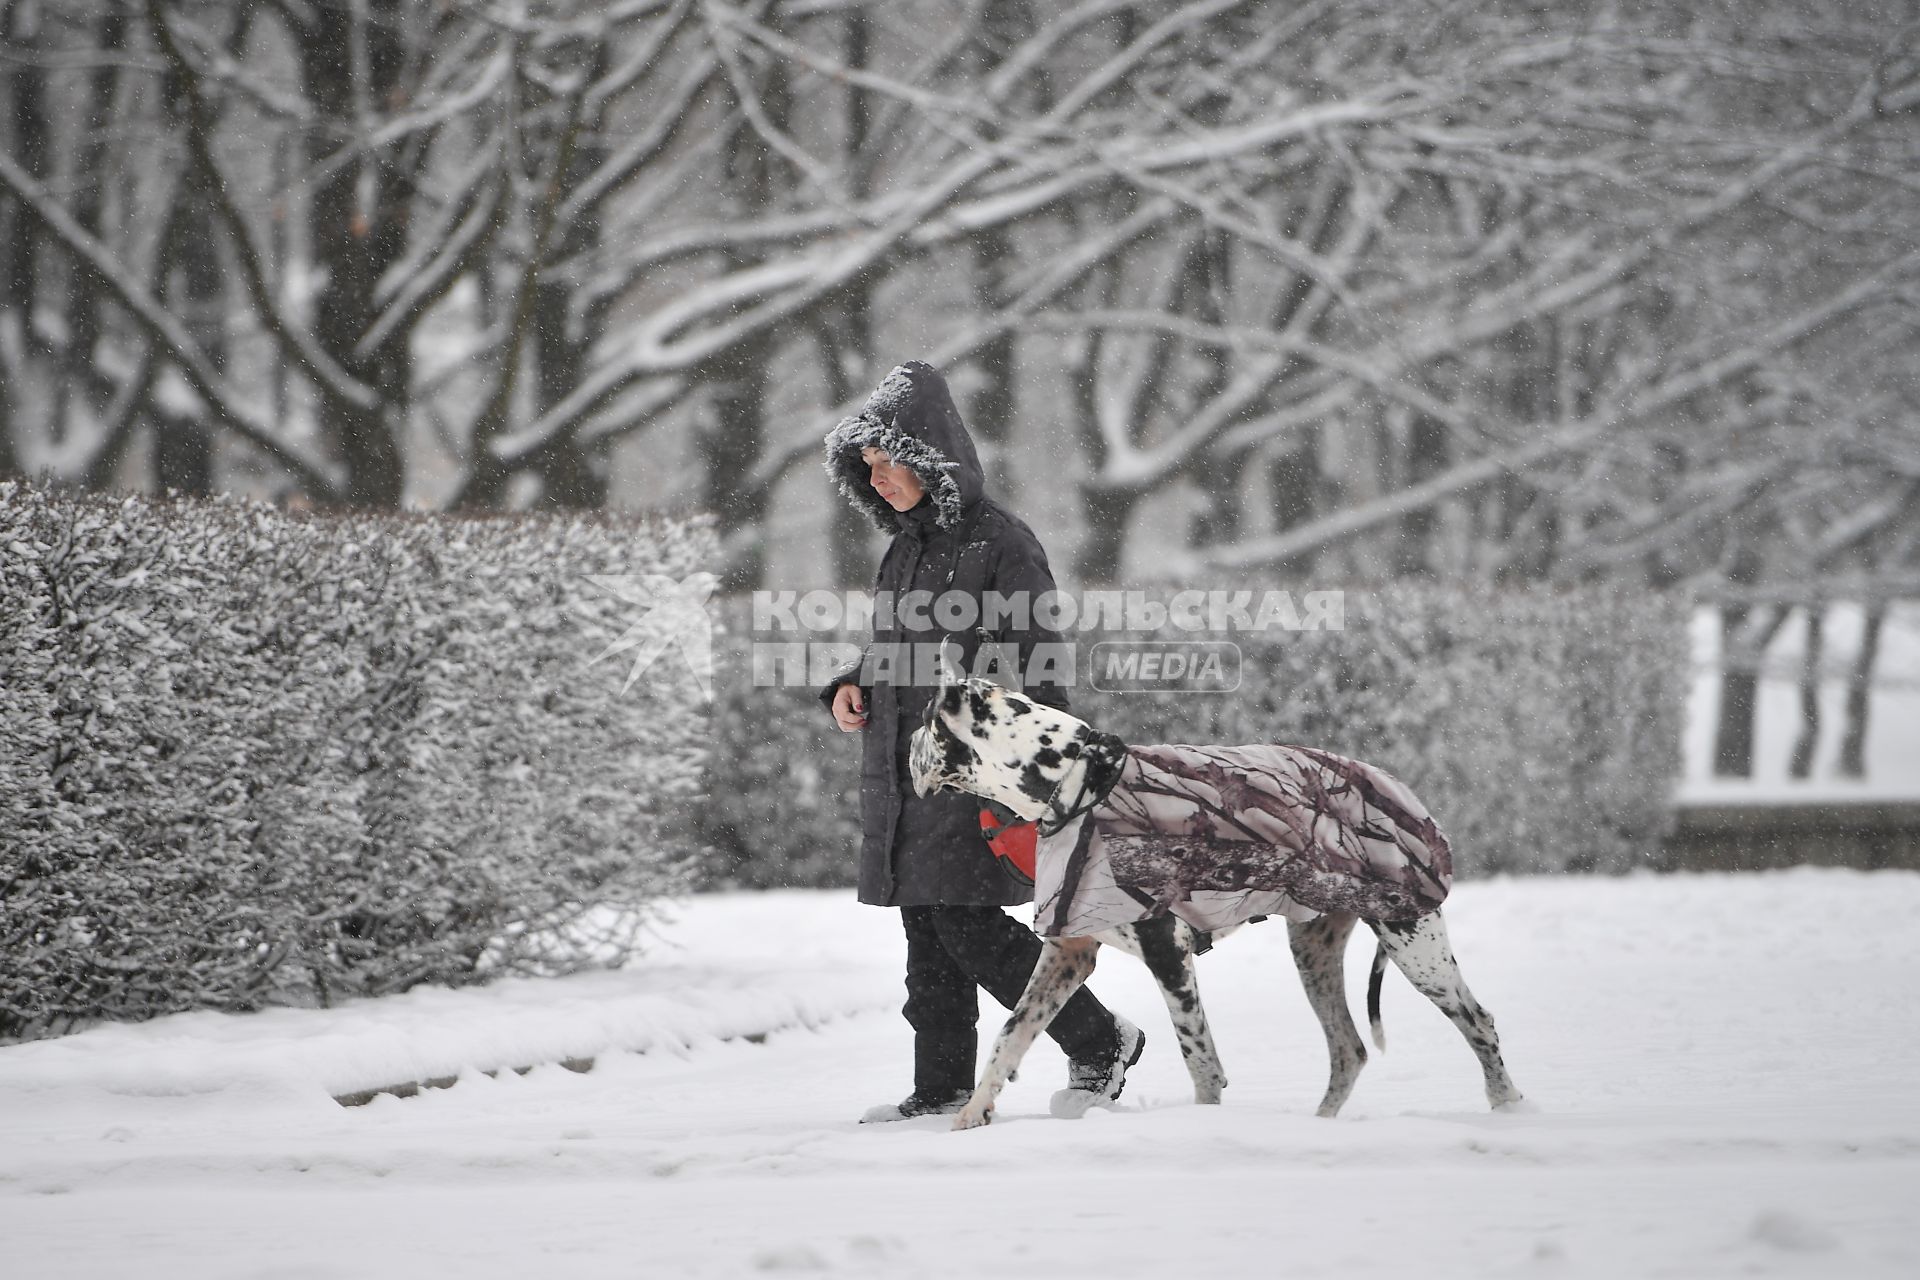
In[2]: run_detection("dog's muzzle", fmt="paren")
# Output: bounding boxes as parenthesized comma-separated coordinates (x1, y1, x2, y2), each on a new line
(908, 725, 947, 797)
(910, 718, 982, 798)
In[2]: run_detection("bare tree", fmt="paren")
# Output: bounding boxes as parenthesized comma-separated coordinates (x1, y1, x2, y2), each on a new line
(1024, 3, 1920, 590)
(2, 0, 1913, 617)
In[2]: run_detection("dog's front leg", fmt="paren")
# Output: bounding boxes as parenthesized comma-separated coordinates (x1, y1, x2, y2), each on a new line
(1134, 917, 1228, 1105)
(953, 936, 1100, 1131)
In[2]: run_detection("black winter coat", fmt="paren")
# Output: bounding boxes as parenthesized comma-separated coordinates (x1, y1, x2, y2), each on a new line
(818, 361, 1072, 907)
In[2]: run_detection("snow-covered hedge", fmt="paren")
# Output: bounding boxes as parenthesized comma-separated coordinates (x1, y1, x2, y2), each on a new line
(0, 481, 713, 1040)
(701, 581, 1687, 888)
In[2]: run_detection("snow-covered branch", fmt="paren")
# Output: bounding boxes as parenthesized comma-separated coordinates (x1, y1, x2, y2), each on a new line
(0, 147, 338, 496)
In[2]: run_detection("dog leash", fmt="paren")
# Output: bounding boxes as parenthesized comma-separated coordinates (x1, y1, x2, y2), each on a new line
(1046, 817, 1101, 937)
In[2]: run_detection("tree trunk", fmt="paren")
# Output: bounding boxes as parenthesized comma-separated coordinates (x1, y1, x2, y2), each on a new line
(1390, 412, 1449, 575)
(153, 176, 219, 495)
(298, 0, 408, 507)
(963, 0, 1046, 505)
(698, 351, 773, 591)
(0, 370, 16, 479)
(1066, 330, 1140, 582)
(1268, 436, 1322, 528)
(814, 301, 877, 587)
(694, 45, 799, 588)
(1713, 603, 1790, 778)
(820, 6, 878, 587)
(54, 6, 127, 450)
(270, 135, 295, 432)
(969, 230, 1018, 500)
(1789, 606, 1823, 779)
(1074, 485, 1140, 585)
(3, 0, 47, 324)
(534, 138, 609, 510)
(1182, 229, 1239, 549)
(1838, 604, 1886, 778)
(1, 0, 48, 474)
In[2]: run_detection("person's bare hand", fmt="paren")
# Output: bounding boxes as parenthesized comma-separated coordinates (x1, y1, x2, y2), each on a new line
(832, 683, 868, 732)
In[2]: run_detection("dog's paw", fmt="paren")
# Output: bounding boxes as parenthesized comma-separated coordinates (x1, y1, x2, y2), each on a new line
(952, 1106, 993, 1131)
(1492, 1095, 1538, 1115)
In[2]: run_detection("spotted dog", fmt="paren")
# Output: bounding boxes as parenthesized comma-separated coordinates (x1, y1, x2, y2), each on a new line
(909, 663, 1525, 1132)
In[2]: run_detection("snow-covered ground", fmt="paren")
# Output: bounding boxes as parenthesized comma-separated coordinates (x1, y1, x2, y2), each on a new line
(5, 872, 1919, 1279)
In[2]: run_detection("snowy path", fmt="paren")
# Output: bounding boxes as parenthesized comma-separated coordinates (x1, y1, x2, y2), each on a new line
(4, 872, 1919, 1279)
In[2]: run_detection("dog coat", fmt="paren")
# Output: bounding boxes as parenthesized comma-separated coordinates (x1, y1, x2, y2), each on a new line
(1032, 743, 1453, 939)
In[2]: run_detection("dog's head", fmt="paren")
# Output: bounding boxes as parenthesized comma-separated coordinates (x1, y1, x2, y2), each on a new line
(908, 653, 1127, 829)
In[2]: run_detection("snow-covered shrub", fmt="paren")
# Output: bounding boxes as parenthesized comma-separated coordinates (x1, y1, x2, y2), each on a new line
(1079, 583, 1688, 877)
(0, 480, 712, 1040)
(694, 610, 862, 889)
(704, 580, 1686, 888)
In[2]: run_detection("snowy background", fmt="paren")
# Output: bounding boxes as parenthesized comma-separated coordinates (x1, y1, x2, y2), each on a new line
(4, 2, 1920, 1275)
(4, 873, 1918, 1279)
(2, 0, 1914, 595)
(1680, 602, 1920, 802)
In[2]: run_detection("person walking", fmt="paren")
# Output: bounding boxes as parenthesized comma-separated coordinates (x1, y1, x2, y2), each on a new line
(819, 360, 1144, 1123)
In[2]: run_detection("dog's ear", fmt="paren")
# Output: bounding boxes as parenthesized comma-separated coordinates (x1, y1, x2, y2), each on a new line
(935, 636, 964, 690)
(930, 637, 968, 726)
(1078, 729, 1129, 806)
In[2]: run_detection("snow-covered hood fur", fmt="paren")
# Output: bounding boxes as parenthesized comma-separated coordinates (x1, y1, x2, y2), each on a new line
(824, 361, 986, 533)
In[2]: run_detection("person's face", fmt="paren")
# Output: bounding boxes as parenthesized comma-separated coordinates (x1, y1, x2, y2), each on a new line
(862, 447, 926, 511)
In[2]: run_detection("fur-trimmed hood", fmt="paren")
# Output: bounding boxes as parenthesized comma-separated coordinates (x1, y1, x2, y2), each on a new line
(823, 361, 986, 533)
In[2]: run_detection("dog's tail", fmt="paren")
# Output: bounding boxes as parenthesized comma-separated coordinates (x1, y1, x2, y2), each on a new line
(1367, 942, 1389, 1052)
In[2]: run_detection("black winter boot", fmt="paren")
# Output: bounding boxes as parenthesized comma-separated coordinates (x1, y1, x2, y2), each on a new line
(860, 1028, 977, 1123)
(1052, 1015, 1145, 1119)
(859, 1090, 970, 1123)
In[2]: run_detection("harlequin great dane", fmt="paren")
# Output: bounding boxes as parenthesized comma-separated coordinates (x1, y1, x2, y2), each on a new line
(908, 664, 1525, 1132)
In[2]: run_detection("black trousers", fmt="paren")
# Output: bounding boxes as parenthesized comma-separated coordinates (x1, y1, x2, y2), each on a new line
(899, 903, 1118, 1098)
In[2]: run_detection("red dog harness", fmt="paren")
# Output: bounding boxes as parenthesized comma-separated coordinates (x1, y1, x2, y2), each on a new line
(978, 809, 1038, 886)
